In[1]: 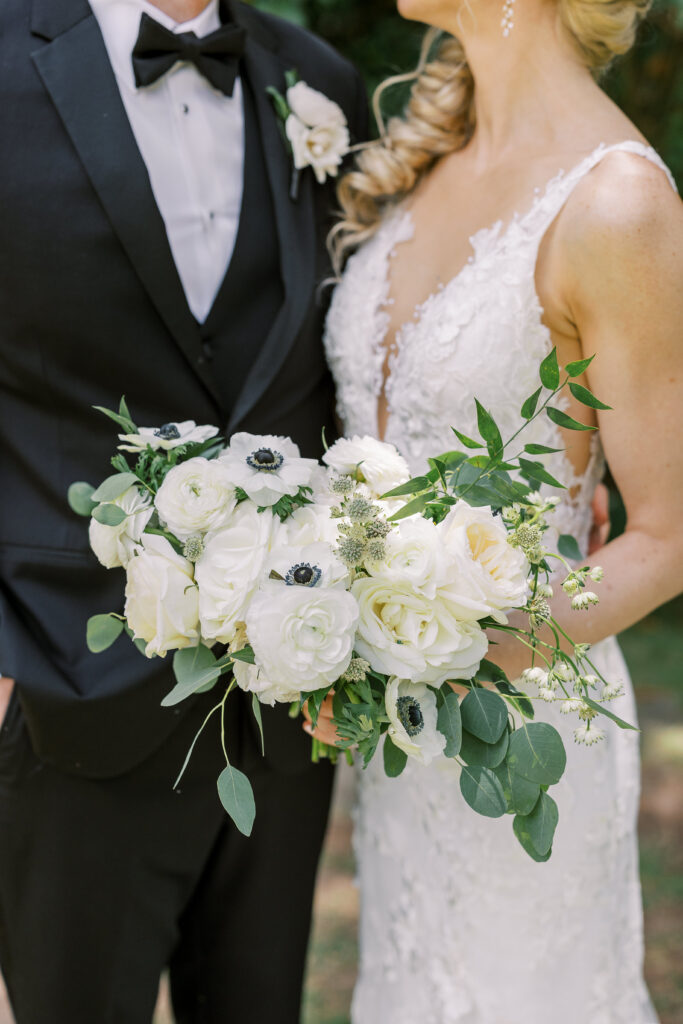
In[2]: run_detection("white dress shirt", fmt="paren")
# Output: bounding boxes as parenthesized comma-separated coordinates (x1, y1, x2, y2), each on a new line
(89, 0, 246, 322)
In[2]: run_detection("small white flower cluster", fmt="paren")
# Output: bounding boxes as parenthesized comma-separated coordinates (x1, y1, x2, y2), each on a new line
(562, 565, 604, 610)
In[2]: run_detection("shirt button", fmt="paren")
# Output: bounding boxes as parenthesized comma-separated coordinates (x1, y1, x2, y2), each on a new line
(208, 211, 215, 220)
(181, 103, 190, 114)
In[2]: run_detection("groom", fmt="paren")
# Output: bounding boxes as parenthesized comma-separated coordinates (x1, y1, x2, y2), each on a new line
(0, 0, 366, 1021)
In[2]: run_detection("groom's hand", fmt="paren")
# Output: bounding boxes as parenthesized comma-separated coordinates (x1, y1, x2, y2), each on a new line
(302, 694, 339, 747)
(0, 677, 14, 728)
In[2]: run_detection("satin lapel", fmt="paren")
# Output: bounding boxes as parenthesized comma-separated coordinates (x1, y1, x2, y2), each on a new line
(30, 9, 223, 410)
(227, 30, 317, 433)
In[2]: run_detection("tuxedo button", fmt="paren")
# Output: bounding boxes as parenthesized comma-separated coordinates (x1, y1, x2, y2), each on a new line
(201, 339, 214, 362)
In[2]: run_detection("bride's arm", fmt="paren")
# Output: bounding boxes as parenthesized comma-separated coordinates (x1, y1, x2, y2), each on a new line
(491, 155, 683, 680)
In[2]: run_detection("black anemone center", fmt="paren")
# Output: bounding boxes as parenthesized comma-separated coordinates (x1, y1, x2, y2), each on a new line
(397, 696, 424, 737)
(155, 423, 181, 441)
(247, 448, 284, 472)
(294, 565, 314, 584)
(285, 562, 322, 588)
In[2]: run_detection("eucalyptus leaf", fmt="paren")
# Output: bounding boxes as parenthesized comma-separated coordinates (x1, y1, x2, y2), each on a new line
(568, 382, 612, 411)
(521, 387, 542, 420)
(383, 735, 408, 777)
(582, 695, 639, 731)
(86, 614, 124, 653)
(460, 688, 508, 743)
(539, 348, 560, 390)
(495, 680, 535, 720)
(91, 472, 140, 503)
(437, 687, 462, 757)
(68, 481, 97, 517)
(494, 761, 541, 815)
(565, 354, 595, 377)
(513, 814, 553, 861)
(546, 407, 596, 432)
(557, 533, 584, 562)
(217, 765, 256, 837)
(507, 723, 567, 785)
(162, 645, 228, 706)
(524, 791, 559, 854)
(92, 503, 128, 527)
(460, 727, 509, 769)
(460, 765, 507, 818)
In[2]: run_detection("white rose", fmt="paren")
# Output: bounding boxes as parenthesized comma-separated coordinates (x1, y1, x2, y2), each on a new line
(365, 517, 451, 599)
(323, 436, 410, 498)
(352, 576, 488, 684)
(124, 534, 199, 657)
(154, 457, 237, 542)
(232, 660, 301, 708)
(439, 502, 530, 622)
(218, 432, 318, 507)
(267, 542, 349, 590)
(246, 582, 359, 694)
(118, 420, 218, 453)
(195, 504, 277, 645)
(285, 115, 350, 184)
(88, 485, 153, 569)
(386, 678, 446, 765)
(286, 80, 347, 129)
(279, 503, 338, 546)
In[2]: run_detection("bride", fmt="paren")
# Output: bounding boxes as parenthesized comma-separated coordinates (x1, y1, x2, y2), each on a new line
(310, 0, 683, 1019)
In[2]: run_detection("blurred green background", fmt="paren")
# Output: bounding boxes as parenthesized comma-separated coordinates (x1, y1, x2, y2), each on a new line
(250, 0, 683, 190)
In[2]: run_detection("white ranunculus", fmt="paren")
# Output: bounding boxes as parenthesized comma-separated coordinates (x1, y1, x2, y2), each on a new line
(286, 80, 347, 129)
(323, 436, 410, 498)
(118, 421, 218, 453)
(280, 503, 338, 547)
(218, 432, 318, 507)
(88, 485, 153, 569)
(195, 504, 277, 644)
(285, 115, 350, 184)
(352, 576, 488, 684)
(246, 582, 359, 694)
(154, 457, 237, 542)
(439, 502, 530, 622)
(385, 678, 446, 765)
(365, 517, 451, 599)
(124, 534, 200, 657)
(267, 542, 349, 590)
(232, 660, 301, 708)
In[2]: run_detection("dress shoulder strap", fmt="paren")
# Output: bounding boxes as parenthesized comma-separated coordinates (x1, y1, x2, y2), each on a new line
(521, 140, 679, 243)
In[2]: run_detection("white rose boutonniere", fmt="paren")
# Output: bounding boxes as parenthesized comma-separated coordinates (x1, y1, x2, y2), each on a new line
(267, 71, 350, 199)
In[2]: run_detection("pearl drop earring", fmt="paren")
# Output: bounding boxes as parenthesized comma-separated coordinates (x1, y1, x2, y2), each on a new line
(501, 0, 515, 36)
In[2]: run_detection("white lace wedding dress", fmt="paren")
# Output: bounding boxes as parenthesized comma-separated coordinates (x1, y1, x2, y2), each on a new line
(324, 141, 677, 1024)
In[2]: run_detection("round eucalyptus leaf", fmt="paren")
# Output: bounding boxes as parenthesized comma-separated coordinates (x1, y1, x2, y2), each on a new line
(91, 472, 140, 504)
(437, 687, 462, 757)
(460, 727, 509, 769)
(460, 688, 508, 743)
(513, 813, 553, 862)
(86, 614, 124, 653)
(524, 791, 559, 855)
(383, 735, 408, 778)
(92, 502, 128, 527)
(460, 765, 507, 818)
(493, 761, 541, 816)
(217, 765, 256, 837)
(507, 723, 567, 785)
(68, 481, 97, 517)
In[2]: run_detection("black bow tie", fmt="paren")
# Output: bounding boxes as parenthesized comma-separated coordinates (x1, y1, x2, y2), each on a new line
(132, 12, 246, 96)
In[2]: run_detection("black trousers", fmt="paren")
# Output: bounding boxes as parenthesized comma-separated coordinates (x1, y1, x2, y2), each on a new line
(0, 688, 333, 1024)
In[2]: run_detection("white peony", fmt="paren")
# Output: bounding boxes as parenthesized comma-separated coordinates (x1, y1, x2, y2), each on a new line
(124, 534, 200, 657)
(195, 504, 277, 644)
(232, 659, 301, 708)
(246, 581, 359, 694)
(323, 436, 411, 498)
(365, 517, 451, 599)
(385, 678, 446, 765)
(266, 542, 349, 590)
(88, 485, 153, 569)
(439, 502, 530, 622)
(218, 432, 318, 507)
(154, 457, 237, 542)
(279, 503, 338, 547)
(352, 576, 488, 684)
(284, 81, 349, 184)
(118, 421, 218, 453)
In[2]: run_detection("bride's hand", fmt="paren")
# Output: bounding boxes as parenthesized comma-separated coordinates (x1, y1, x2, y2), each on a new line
(0, 677, 15, 728)
(302, 693, 339, 746)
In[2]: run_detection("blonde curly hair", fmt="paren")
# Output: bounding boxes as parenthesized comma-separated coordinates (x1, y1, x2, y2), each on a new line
(331, 0, 651, 270)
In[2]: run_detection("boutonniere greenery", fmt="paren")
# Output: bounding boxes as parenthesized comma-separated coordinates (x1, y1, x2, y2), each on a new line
(267, 70, 351, 200)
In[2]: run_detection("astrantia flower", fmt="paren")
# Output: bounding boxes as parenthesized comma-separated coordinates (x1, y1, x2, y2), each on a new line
(118, 421, 218, 453)
(574, 723, 605, 746)
(601, 682, 624, 701)
(589, 566, 604, 582)
(154, 457, 237, 541)
(89, 485, 153, 569)
(571, 591, 600, 610)
(385, 678, 446, 765)
(539, 687, 556, 703)
(521, 666, 549, 688)
(218, 432, 318, 507)
(323, 436, 410, 498)
(561, 698, 584, 714)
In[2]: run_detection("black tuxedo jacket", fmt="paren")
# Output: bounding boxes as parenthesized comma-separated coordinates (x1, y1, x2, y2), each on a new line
(0, 0, 367, 778)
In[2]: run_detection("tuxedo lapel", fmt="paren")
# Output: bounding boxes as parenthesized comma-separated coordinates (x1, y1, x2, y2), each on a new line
(30, 0, 224, 410)
(226, 15, 317, 433)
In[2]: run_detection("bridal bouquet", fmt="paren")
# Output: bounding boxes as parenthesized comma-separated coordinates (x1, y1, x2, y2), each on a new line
(69, 349, 634, 859)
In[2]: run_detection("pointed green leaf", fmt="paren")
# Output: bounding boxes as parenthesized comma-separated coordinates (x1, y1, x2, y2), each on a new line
(388, 491, 436, 522)
(494, 680, 535, 720)
(507, 723, 567, 785)
(92, 503, 128, 526)
(557, 533, 584, 562)
(68, 482, 97, 517)
(521, 387, 543, 420)
(118, 396, 136, 428)
(582, 695, 639, 731)
(451, 428, 484, 450)
(518, 458, 565, 489)
(251, 693, 265, 755)
(568, 382, 612, 411)
(381, 475, 432, 499)
(524, 443, 563, 455)
(93, 404, 136, 434)
(460, 765, 507, 818)
(494, 761, 541, 815)
(217, 765, 256, 836)
(513, 813, 553, 861)
(475, 399, 503, 457)
(437, 687, 462, 757)
(539, 348, 560, 390)
(546, 407, 596, 432)
(230, 646, 256, 665)
(383, 735, 408, 777)
(91, 472, 140, 503)
(565, 355, 595, 377)
(460, 688, 508, 743)
(87, 614, 124, 653)
(460, 727, 509, 769)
